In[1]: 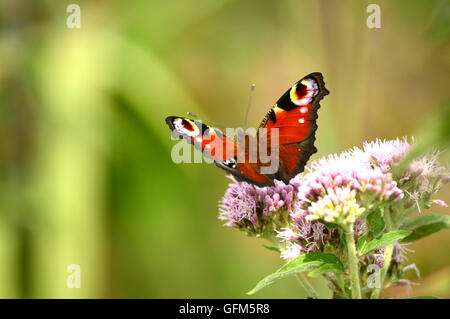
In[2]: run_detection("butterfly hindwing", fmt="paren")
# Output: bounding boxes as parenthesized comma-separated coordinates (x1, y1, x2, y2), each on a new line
(215, 156, 274, 186)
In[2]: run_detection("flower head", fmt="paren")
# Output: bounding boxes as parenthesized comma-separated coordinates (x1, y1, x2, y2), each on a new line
(218, 176, 294, 233)
(280, 242, 305, 260)
(276, 227, 301, 242)
(291, 148, 403, 227)
(362, 137, 411, 172)
(218, 178, 258, 229)
(433, 199, 448, 208)
(404, 152, 447, 192)
(305, 186, 365, 224)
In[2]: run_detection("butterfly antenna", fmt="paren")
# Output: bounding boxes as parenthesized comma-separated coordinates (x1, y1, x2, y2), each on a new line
(187, 112, 227, 129)
(243, 84, 255, 128)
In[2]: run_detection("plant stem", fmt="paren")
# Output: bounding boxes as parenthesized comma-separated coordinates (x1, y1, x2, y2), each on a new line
(370, 208, 395, 299)
(295, 273, 320, 299)
(345, 225, 362, 299)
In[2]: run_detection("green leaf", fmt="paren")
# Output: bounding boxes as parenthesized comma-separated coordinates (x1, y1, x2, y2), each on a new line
(357, 232, 368, 252)
(400, 214, 450, 242)
(307, 263, 342, 277)
(262, 245, 281, 253)
(366, 207, 385, 239)
(246, 252, 344, 295)
(358, 208, 386, 253)
(358, 230, 412, 256)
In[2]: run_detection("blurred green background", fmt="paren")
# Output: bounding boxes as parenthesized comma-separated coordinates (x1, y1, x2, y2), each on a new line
(0, 0, 449, 298)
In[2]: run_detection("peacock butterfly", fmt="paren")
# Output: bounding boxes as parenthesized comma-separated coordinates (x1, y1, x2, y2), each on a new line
(166, 72, 329, 186)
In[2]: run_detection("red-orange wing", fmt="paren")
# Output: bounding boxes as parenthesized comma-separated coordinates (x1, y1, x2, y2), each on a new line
(257, 72, 329, 183)
(166, 116, 237, 161)
(166, 117, 273, 185)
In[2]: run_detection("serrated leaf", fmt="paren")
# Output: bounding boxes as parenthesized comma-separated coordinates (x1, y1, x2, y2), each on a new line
(400, 214, 450, 242)
(246, 252, 344, 295)
(358, 230, 412, 256)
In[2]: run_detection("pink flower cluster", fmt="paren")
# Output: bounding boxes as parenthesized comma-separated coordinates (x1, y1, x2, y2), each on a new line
(218, 137, 448, 263)
(218, 177, 294, 233)
(362, 137, 411, 173)
(292, 148, 404, 224)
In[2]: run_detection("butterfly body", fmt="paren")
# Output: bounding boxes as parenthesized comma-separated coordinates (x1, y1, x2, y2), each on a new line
(166, 72, 329, 186)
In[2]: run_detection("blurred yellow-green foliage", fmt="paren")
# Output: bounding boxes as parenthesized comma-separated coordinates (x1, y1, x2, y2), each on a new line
(0, 0, 449, 298)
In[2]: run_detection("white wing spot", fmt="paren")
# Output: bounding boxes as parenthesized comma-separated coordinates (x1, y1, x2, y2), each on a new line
(173, 118, 199, 137)
(223, 158, 237, 169)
